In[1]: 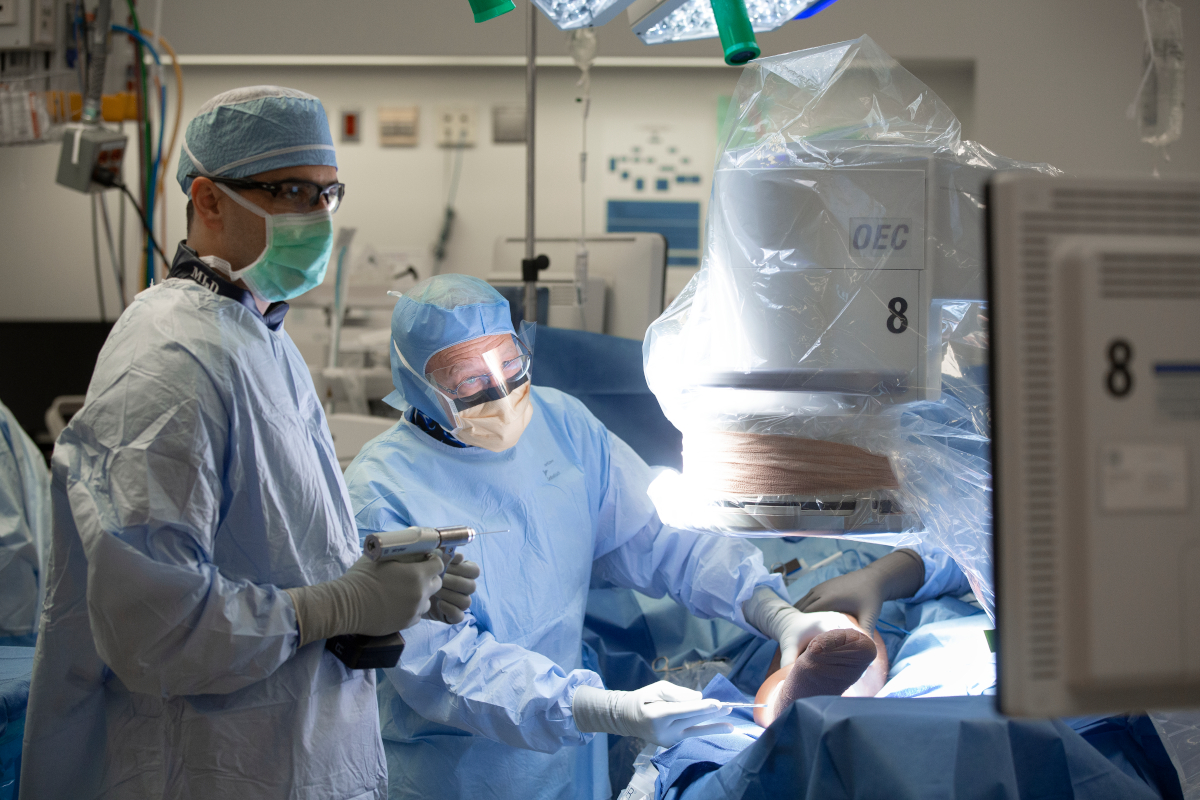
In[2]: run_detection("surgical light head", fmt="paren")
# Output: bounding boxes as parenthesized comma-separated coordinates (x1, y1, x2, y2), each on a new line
(630, 0, 841, 47)
(532, 0, 638, 29)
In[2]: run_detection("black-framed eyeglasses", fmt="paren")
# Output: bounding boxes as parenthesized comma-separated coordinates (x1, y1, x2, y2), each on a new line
(190, 173, 345, 213)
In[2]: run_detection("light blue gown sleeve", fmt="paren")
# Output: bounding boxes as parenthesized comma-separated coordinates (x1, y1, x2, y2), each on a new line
(0, 406, 47, 637)
(61, 341, 300, 697)
(387, 616, 604, 754)
(908, 546, 973, 604)
(353, 472, 604, 754)
(589, 431, 787, 633)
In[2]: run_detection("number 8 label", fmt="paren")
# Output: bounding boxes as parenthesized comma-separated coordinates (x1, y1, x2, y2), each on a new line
(887, 297, 908, 334)
(1106, 340, 1133, 398)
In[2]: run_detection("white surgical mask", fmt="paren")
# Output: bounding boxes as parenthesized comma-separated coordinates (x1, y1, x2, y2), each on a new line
(453, 382, 533, 452)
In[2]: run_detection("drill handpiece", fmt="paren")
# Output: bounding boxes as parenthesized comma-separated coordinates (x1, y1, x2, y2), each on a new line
(364, 525, 503, 574)
(328, 525, 503, 669)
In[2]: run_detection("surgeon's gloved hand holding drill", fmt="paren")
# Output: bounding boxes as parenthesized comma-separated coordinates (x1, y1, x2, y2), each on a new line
(288, 524, 489, 669)
(427, 552, 481, 625)
(285, 553, 445, 648)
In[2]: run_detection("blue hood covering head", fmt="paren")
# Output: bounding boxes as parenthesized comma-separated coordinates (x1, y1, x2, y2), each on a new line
(386, 274, 515, 429)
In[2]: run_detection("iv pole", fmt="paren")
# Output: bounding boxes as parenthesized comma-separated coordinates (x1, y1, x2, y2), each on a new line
(521, 3, 548, 322)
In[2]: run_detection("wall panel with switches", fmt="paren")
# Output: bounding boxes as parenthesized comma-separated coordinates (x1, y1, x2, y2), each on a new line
(0, 0, 56, 48)
(436, 106, 477, 147)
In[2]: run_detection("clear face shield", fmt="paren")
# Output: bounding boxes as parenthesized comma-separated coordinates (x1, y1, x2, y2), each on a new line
(424, 334, 533, 429)
(393, 331, 534, 429)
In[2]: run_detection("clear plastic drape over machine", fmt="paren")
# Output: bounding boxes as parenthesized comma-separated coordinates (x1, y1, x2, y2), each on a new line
(643, 36, 1059, 619)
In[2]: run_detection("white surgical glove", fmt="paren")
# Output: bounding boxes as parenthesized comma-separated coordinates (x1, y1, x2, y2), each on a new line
(742, 586, 858, 668)
(572, 681, 733, 748)
(424, 552, 480, 625)
(285, 554, 444, 647)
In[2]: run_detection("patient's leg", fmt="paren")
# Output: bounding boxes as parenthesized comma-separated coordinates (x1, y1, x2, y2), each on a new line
(754, 628, 879, 725)
(775, 628, 878, 709)
(753, 618, 888, 729)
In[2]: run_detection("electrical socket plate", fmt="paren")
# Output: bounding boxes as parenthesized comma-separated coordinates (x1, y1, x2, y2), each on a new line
(0, 0, 18, 26)
(436, 106, 477, 147)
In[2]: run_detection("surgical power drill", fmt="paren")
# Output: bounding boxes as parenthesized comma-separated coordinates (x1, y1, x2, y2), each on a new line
(326, 525, 502, 670)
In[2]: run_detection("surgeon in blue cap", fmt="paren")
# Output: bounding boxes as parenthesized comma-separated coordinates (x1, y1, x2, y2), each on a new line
(344, 274, 859, 800)
(20, 87, 466, 800)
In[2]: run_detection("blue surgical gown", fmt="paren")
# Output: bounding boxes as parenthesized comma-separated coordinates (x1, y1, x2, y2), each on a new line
(0, 401, 49, 645)
(345, 386, 786, 800)
(20, 268, 386, 799)
(911, 548, 971, 604)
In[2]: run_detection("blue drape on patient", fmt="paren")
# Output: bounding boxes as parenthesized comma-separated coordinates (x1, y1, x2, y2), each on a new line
(0, 647, 34, 800)
(654, 686, 1181, 800)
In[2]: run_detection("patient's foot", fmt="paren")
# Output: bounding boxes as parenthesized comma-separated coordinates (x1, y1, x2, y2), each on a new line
(773, 629, 877, 713)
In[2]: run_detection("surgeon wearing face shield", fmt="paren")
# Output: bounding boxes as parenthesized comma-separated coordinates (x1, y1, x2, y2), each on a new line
(19, 87, 463, 800)
(344, 274, 857, 800)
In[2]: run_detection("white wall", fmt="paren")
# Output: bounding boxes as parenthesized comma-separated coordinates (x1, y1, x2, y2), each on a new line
(0, 0, 1195, 321)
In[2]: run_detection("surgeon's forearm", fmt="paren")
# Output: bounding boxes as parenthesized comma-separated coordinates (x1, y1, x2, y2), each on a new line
(595, 520, 782, 632)
(907, 548, 971, 604)
(86, 541, 298, 696)
(390, 625, 602, 753)
(658, 526, 785, 631)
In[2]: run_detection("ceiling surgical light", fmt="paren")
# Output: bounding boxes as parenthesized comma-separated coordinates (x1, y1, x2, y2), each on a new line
(628, 0, 840, 46)
(530, 0, 640, 29)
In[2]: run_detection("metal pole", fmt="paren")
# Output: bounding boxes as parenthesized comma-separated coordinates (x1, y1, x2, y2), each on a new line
(522, 3, 537, 323)
(327, 228, 357, 370)
(81, 0, 112, 124)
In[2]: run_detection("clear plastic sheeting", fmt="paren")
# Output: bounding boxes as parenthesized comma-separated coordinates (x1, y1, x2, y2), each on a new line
(648, 301, 996, 613)
(1128, 0, 1184, 148)
(643, 36, 1060, 622)
(0, 79, 69, 145)
(1149, 709, 1200, 799)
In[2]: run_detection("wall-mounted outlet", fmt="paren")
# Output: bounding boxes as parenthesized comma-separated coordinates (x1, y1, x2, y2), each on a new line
(436, 106, 477, 147)
(0, 0, 18, 26)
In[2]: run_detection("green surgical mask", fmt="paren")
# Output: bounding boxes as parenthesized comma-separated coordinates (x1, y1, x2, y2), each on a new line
(216, 183, 334, 303)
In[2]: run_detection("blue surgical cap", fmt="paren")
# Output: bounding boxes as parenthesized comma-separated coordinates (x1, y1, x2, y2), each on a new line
(177, 86, 337, 195)
(387, 274, 515, 430)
